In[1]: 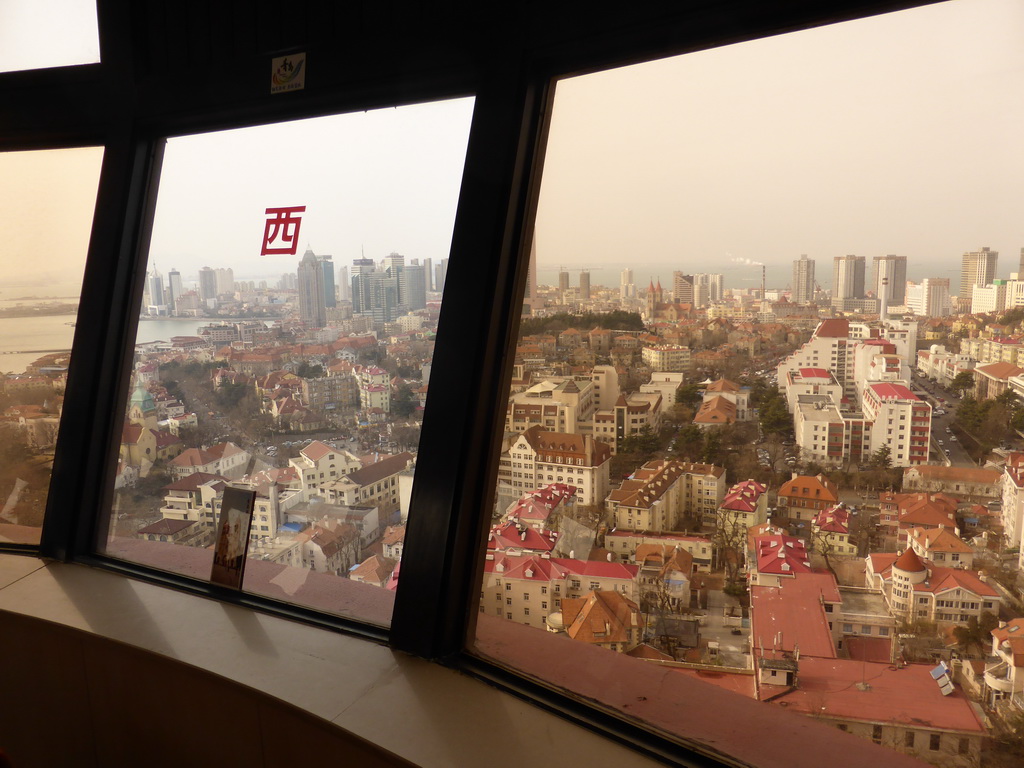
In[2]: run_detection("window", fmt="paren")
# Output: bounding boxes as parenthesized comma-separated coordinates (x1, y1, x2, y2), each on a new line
(904, 732, 914, 748)
(929, 734, 940, 751)
(100, 98, 474, 626)
(0, 0, 100, 73)
(872, 725, 882, 744)
(0, 147, 103, 546)
(9, 4, 1024, 768)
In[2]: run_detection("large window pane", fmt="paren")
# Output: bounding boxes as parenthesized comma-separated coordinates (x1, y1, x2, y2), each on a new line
(0, 146, 103, 545)
(473, 0, 1020, 763)
(101, 98, 473, 627)
(0, 0, 100, 73)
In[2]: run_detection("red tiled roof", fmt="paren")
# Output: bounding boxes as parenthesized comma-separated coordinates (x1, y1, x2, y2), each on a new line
(765, 658, 986, 733)
(892, 548, 926, 573)
(868, 382, 918, 401)
(751, 581, 836, 659)
(755, 535, 812, 576)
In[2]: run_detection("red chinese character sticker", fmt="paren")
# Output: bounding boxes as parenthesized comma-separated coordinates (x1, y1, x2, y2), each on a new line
(261, 206, 306, 255)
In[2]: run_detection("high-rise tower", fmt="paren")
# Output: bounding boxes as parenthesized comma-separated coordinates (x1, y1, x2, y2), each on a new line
(871, 255, 907, 306)
(198, 266, 218, 302)
(318, 255, 336, 308)
(792, 255, 815, 304)
(960, 247, 998, 298)
(297, 248, 327, 328)
(672, 272, 694, 304)
(832, 255, 865, 300)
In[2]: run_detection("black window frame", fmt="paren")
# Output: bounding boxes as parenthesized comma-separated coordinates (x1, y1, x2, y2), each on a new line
(2, 0, 941, 765)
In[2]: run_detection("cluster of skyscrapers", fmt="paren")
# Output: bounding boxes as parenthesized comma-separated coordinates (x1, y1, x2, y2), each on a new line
(297, 249, 448, 328)
(787, 248, 1024, 319)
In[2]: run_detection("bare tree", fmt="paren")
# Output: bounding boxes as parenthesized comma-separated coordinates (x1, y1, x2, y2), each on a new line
(712, 506, 748, 585)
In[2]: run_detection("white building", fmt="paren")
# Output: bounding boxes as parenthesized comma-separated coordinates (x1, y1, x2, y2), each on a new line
(905, 278, 951, 317)
(500, 426, 612, 506)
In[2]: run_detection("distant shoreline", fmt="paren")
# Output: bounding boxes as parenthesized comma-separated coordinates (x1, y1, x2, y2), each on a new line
(0, 305, 77, 319)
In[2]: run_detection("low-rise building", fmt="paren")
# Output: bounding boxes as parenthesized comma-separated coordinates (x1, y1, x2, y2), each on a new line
(777, 474, 839, 522)
(983, 618, 1024, 711)
(812, 505, 857, 557)
(866, 549, 1000, 624)
(480, 553, 639, 631)
(903, 465, 1001, 499)
(499, 426, 612, 506)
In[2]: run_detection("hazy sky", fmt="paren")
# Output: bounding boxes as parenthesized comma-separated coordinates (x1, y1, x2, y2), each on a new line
(0, 147, 104, 295)
(535, 0, 1024, 290)
(0, 0, 100, 73)
(5, 0, 1024, 296)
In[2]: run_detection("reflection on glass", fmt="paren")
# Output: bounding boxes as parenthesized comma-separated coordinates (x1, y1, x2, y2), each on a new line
(0, 0, 101, 73)
(0, 147, 104, 545)
(472, 0, 1019, 763)
(101, 98, 474, 627)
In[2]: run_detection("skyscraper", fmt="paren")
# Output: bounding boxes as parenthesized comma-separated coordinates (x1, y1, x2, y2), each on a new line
(214, 267, 234, 296)
(198, 267, 218, 302)
(297, 249, 327, 328)
(146, 270, 165, 309)
(579, 270, 591, 300)
(792, 255, 815, 304)
(337, 265, 351, 302)
(352, 257, 398, 324)
(434, 258, 448, 294)
(832, 255, 865, 300)
(400, 264, 427, 311)
(523, 240, 540, 309)
(871, 255, 907, 305)
(422, 257, 434, 292)
(960, 247, 998, 298)
(672, 272, 694, 304)
(619, 268, 635, 299)
(558, 270, 570, 291)
(319, 254, 336, 308)
(167, 268, 183, 311)
(693, 273, 723, 306)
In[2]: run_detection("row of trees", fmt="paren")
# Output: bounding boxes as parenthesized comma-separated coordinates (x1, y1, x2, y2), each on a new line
(518, 310, 645, 337)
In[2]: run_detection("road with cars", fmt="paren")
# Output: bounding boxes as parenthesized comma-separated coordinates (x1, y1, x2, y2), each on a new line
(910, 373, 975, 467)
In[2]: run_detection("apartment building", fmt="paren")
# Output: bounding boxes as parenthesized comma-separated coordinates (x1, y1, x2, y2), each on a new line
(811, 505, 857, 557)
(500, 426, 612, 506)
(480, 552, 639, 630)
(777, 474, 840, 522)
(286, 441, 362, 494)
(860, 382, 931, 466)
(718, 480, 768, 530)
(320, 452, 414, 517)
(605, 459, 725, 533)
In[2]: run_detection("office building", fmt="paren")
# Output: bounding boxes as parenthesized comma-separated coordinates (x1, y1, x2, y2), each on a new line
(318, 254, 336, 308)
(871, 255, 907, 305)
(579, 269, 591, 300)
(792, 255, 815, 304)
(167, 268, 182, 311)
(337, 265, 350, 302)
(297, 248, 327, 328)
(559, 270, 570, 291)
(400, 263, 428, 311)
(672, 271, 694, 304)
(619, 268, 634, 299)
(214, 267, 234, 296)
(434, 257, 448, 294)
(832, 255, 865, 300)
(960, 247, 998, 298)
(905, 278, 951, 317)
(198, 266, 218, 302)
(693, 273, 723, 306)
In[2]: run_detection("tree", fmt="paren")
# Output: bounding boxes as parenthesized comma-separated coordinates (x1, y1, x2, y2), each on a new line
(675, 383, 701, 408)
(712, 506, 747, 585)
(758, 394, 791, 436)
(295, 361, 325, 378)
(951, 613, 999, 656)
(869, 445, 892, 469)
(950, 370, 974, 396)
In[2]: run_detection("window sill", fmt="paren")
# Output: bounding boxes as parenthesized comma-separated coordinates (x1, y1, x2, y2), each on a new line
(0, 553, 664, 767)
